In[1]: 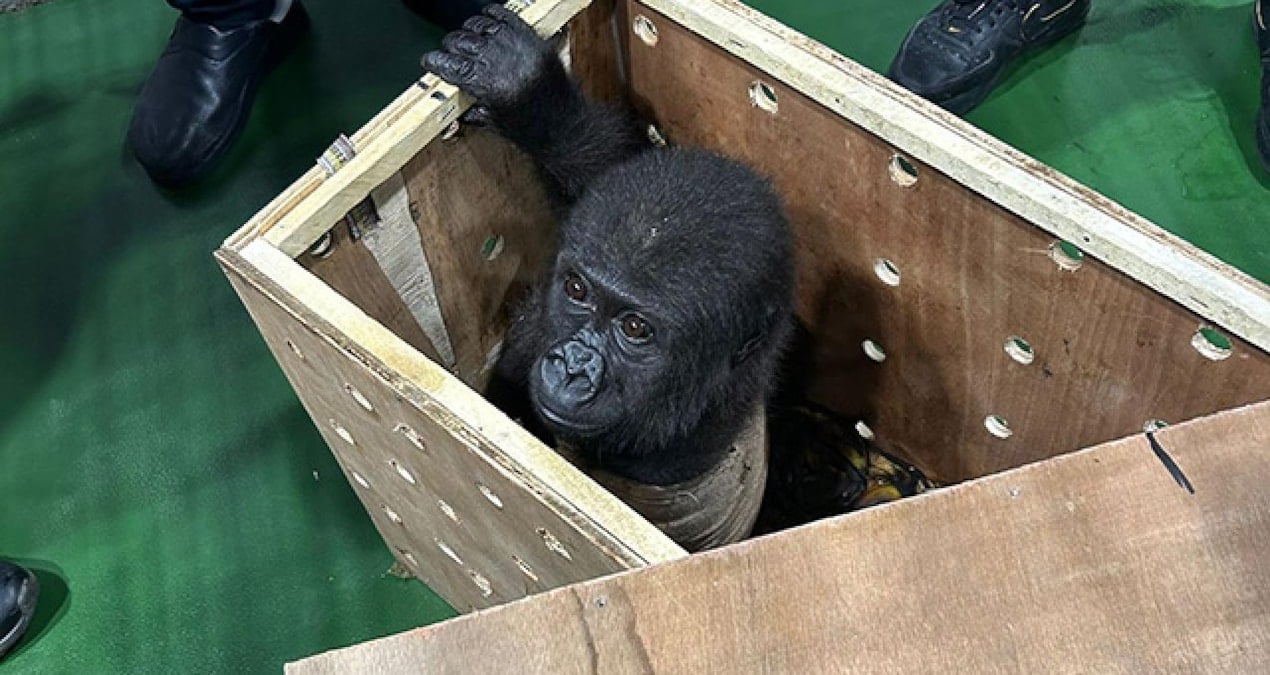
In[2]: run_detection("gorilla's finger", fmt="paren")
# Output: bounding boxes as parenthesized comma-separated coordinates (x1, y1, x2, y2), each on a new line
(481, 2, 525, 28)
(461, 105, 495, 127)
(462, 14, 502, 35)
(422, 51, 477, 85)
(442, 30, 485, 56)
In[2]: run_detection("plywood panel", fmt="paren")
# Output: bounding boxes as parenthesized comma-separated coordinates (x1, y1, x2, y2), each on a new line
(620, 1, 1270, 481)
(287, 399, 1270, 674)
(218, 243, 684, 613)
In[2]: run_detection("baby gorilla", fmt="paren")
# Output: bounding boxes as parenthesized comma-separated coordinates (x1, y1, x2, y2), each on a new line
(424, 7, 793, 492)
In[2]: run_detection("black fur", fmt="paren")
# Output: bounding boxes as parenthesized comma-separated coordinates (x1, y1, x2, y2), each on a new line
(424, 6, 794, 485)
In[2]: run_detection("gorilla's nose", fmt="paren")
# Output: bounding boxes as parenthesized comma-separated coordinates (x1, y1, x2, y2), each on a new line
(540, 340, 605, 405)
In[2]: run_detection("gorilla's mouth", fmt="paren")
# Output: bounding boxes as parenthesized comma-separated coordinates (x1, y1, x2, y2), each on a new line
(530, 394, 609, 438)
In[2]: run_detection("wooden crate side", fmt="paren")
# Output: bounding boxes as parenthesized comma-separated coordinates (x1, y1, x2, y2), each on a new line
(216, 241, 684, 612)
(618, 1, 1270, 481)
(287, 399, 1270, 674)
(641, 0, 1270, 354)
(299, 129, 556, 390)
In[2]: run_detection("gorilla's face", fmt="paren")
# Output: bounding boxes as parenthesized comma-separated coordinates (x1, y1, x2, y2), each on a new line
(527, 256, 672, 440)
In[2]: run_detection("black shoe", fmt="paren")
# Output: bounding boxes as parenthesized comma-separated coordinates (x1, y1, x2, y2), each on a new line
(401, 0, 498, 32)
(127, 2, 309, 188)
(1257, 0, 1270, 173)
(0, 561, 38, 659)
(888, 0, 1091, 115)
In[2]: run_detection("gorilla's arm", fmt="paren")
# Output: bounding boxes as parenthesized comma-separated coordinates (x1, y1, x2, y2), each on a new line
(422, 5, 647, 207)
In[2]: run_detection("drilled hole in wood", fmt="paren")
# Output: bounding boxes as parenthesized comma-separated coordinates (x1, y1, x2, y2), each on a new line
(873, 258, 901, 286)
(512, 555, 539, 582)
(854, 421, 875, 440)
(390, 459, 416, 485)
(888, 154, 918, 187)
(633, 14, 658, 46)
(537, 527, 573, 561)
(469, 570, 493, 597)
(285, 339, 305, 360)
(308, 232, 333, 258)
(440, 120, 461, 141)
(395, 424, 427, 452)
(438, 499, 461, 524)
(352, 472, 370, 489)
(397, 549, 419, 568)
(984, 415, 1013, 439)
(1192, 326, 1232, 361)
(344, 383, 374, 412)
(1004, 336, 1035, 365)
(381, 504, 404, 525)
(749, 80, 779, 114)
(1143, 419, 1169, 433)
(329, 419, 355, 445)
(1049, 240, 1084, 271)
(478, 483, 504, 509)
(481, 235, 505, 261)
(435, 538, 463, 565)
(862, 339, 887, 363)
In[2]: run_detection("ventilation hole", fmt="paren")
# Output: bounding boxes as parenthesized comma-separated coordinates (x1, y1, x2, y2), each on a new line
(344, 383, 374, 412)
(862, 339, 887, 363)
(329, 419, 355, 445)
(435, 538, 463, 565)
(430, 90, 448, 102)
(480, 235, 505, 261)
(512, 555, 539, 582)
(390, 460, 416, 485)
(1191, 326, 1232, 361)
(1004, 336, 1035, 365)
(749, 81, 779, 114)
(888, 154, 919, 187)
(440, 120, 461, 141)
(537, 527, 573, 560)
(632, 14, 658, 46)
(285, 339, 305, 360)
(395, 424, 427, 452)
(307, 232, 334, 258)
(397, 549, 419, 568)
(873, 258, 901, 286)
(647, 124, 668, 147)
(352, 472, 370, 489)
(854, 421, 875, 440)
(438, 499, 461, 524)
(469, 570, 493, 597)
(1143, 419, 1169, 433)
(478, 483, 504, 509)
(381, 504, 404, 525)
(984, 415, 1012, 439)
(1049, 240, 1084, 271)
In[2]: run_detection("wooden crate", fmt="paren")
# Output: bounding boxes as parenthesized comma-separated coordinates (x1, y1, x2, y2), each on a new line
(215, 0, 1270, 669)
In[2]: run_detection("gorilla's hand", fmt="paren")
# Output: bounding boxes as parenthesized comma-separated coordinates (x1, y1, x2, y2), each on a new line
(421, 4, 554, 110)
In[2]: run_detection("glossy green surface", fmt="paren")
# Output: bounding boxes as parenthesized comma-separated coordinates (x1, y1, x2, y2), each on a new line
(1, 0, 1267, 672)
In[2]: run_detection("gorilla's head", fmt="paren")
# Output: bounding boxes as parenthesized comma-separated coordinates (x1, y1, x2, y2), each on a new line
(522, 147, 794, 482)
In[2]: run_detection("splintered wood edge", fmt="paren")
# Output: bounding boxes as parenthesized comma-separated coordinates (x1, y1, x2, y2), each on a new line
(222, 239, 686, 566)
(221, 0, 592, 256)
(641, 0, 1270, 353)
(284, 398, 1270, 673)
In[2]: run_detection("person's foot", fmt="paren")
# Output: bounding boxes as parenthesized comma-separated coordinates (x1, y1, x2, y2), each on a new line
(0, 561, 38, 659)
(1256, 0, 1270, 172)
(126, 1, 309, 188)
(887, 0, 1091, 115)
(401, 0, 498, 32)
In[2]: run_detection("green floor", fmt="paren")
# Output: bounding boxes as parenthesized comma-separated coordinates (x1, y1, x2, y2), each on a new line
(0, 0, 1266, 672)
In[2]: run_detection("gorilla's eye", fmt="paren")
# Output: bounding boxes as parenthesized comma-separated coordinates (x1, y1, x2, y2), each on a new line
(619, 314, 653, 342)
(563, 273, 588, 302)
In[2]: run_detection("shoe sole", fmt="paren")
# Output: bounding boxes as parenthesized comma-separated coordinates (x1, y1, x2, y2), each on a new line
(937, 1, 1092, 115)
